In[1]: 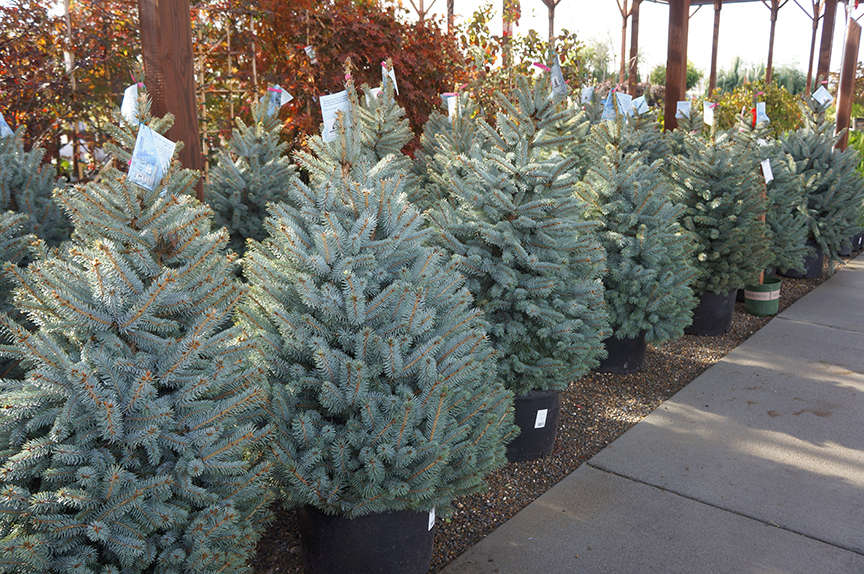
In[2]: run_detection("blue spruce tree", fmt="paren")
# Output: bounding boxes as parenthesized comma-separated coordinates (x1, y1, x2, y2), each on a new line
(578, 119, 697, 345)
(781, 99, 864, 262)
(0, 128, 70, 247)
(237, 75, 515, 517)
(668, 132, 771, 297)
(0, 99, 272, 573)
(206, 101, 294, 256)
(426, 74, 609, 398)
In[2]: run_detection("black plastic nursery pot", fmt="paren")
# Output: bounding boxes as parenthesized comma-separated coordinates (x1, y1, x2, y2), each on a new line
(838, 238, 853, 257)
(595, 331, 647, 374)
(744, 277, 782, 317)
(780, 241, 824, 279)
(506, 389, 561, 463)
(685, 289, 736, 336)
(298, 506, 434, 574)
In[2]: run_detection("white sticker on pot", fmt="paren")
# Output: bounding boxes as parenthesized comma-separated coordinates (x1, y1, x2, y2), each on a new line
(761, 159, 773, 183)
(534, 409, 548, 429)
(428, 508, 435, 531)
(320, 90, 351, 143)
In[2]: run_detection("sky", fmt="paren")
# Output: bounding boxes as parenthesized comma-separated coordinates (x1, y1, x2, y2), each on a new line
(421, 0, 864, 79)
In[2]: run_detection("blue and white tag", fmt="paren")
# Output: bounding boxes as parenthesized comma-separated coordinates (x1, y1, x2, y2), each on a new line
(676, 101, 691, 119)
(601, 91, 617, 121)
(265, 84, 293, 117)
(761, 158, 773, 183)
(811, 85, 833, 108)
(0, 111, 12, 138)
(755, 101, 770, 125)
(550, 56, 569, 97)
(632, 95, 648, 115)
(615, 92, 634, 118)
(441, 93, 458, 121)
(703, 101, 715, 126)
(320, 90, 351, 143)
(127, 124, 176, 192)
(580, 85, 594, 105)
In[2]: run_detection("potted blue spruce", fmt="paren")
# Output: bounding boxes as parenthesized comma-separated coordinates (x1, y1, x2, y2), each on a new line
(236, 73, 515, 573)
(424, 73, 609, 461)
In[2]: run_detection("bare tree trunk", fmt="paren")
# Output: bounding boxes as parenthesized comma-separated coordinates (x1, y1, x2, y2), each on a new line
(619, 0, 629, 85)
(708, 0, 722, 97)
(447, 0, 454, 32)
(804, 0, 822, 93)
(817, 0, 837, 86)
(766, 3, 778, 83)
(628, 0, 641, 94)
(835, 18, 861, 150)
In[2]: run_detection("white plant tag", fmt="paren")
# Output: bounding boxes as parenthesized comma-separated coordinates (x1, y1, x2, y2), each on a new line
(632, 95, 648, 115)
(676, 101, 691, 119)
(534, 409, 548, 429)
(812, 85, 833, 107)
(127, 124, 175, 192)
(703, 102, 715, 126)
(615, 92, 633, 117)
(580, 85, 594, 104)
(304, 45, 317, 64)
(428, 508, 436, 531)
(265, 84, 293, 117)
(320, 90, 351, 143)
(761, 158, 773, 183)
(755, 101, 770, 125)
(442, 93, 457, 120)
(121, 83, 139, 125)
(0, 112, 12, 138)
(601, 91, 617, 121)
(382, 62, 399, 95)
(550, 56, 569, 97)
(366, 87, 383, 105)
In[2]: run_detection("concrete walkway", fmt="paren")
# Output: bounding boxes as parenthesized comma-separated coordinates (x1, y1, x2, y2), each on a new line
(444, 256, 864, 574)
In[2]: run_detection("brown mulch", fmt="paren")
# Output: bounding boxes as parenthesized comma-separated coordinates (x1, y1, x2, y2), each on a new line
(251, 262, 837, 573)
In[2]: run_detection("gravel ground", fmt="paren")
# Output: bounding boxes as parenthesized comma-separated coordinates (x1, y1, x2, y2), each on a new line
(251, 261, 840, 573)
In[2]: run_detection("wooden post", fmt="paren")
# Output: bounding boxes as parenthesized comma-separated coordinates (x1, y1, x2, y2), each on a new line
(618, 0, 630, 85)
(137, 0, 204, 200)
(665, 0, 690, 131)
(816, 0, 837, 87)
(628, 0, 641, 94)
(835, 18, 860, 151)
(804, 0, 822, 94)
(708, 0, 722, 97)
(447, 0, 454, 33)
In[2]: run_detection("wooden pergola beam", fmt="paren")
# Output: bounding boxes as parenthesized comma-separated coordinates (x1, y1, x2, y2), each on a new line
(816, 0, 838, 86)
(708, 0, 722, 97)
(665, 0, 690, 131)
(835, 17, 860, 151)
(137, 0, 204, 200)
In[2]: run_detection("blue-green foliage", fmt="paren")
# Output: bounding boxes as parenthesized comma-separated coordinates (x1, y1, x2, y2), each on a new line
(0, 128, 70, 246)
(237, 77, 515, 517)
(414, 93, 482, 211)
(781, 100, 864, 262)
(731, 113, 809, 273)
(668, 133, 771, 295)
(0, 99, 272, 573)
(207, 102, 294, 255)
(0, 212, 30, 317)
(425, 76, 609, 397)
(578, 120, 696, 342)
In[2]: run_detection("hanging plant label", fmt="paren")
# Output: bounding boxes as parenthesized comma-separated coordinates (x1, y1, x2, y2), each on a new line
(121, 83, 139, 125)
(812, 85, 833, 107)
(127, 124, 176, 192)
(366, 87, 382, 105)
(534, 409, 548, 429)
(761, 159, 773, 183)
(755, 102, 770, 125)
(550, 56, 569, 97)
(320, 90, 351, 143)
(304, 45, 318, 64)
(601, 91, 617, 121)
(441, 93, 457, 120)
(703, 102, 714, 126)
(266, 84, 293, 117)
(382, 62, 399, 95)
(676, 101, 691, 119)
(581, 85, 594, 104)
(615, 92, 633, 118)
(632, 95, 648, 115)
(0, 111, 12, 138)
(428, 508, 436, 531)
